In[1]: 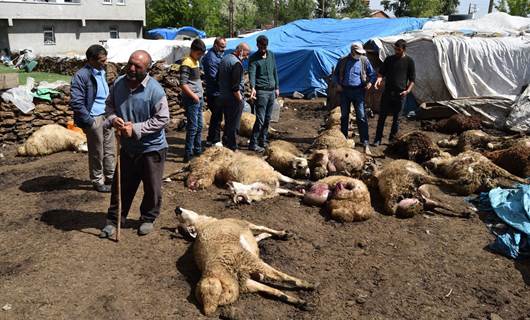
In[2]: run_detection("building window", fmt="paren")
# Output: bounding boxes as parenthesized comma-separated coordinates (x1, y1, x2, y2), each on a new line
(43, 26, 55, 45)
(116, 0, 125, 4)
(102, 0, 112, 4)
(110, 26, 119, 39)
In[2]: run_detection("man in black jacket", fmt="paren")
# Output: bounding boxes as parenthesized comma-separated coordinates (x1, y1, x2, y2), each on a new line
(70, 45, 115, 192)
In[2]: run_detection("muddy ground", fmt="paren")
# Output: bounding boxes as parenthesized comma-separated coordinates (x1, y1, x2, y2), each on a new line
(1, 100, 530, 320)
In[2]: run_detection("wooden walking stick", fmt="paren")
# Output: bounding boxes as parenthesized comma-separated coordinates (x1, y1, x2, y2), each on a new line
(115, 131, 121, 242)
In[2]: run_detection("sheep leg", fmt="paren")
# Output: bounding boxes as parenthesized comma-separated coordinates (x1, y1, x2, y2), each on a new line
(247, 223, 291, 240)
(244, 279, 310, 309)
(256, 261, 315, 290)
(277, 187, 304, 198)
(255, 232, 273, 242)
(276, 172, 304, 185)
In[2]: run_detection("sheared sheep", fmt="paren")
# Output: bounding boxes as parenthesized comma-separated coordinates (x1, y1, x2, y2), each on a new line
(387, 131, 448, 163)
(311, 128, 353, 150)
(437, 130, 519, 153)
(375, 160, 474, 218)
(186, 147, 301, 203)
(426, 151, 528, 196)
(308, 147, 369, 181)
(175, 207, 316, 316)
(303, 176, 373, 222)
(423, 114, 482, 134)
(483, 138, 530, 178)
(264, 140, 309, 178)
(17, 124, 87, 156)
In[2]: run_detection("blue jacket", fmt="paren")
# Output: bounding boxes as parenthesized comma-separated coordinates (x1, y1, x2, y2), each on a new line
(70, 64, 99, 128)
(202, 48, 223, 96)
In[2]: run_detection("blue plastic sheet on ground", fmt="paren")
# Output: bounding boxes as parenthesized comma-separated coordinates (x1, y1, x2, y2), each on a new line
(481, 185, 530, 259)
(147, 26, 206, 40)
(225, 17, 427, 96)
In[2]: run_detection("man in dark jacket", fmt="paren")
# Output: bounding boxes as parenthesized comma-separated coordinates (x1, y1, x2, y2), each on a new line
(70, 45, 115, 192)
(373, 39, 415, 145)
(202, 37, 226, 147)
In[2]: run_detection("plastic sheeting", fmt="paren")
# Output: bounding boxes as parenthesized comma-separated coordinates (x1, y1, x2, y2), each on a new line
(147, 26, 207, 40)
(434, 36, 530, 100)
(423, 12, 530, 36)
(505, 85, 530, 133)
(225, 17, 427, 95)
(1, 77, 35, 114)
(106, 39, 192, 63)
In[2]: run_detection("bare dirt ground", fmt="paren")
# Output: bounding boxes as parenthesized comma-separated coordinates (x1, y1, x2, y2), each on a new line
(1, 100, 530, 320)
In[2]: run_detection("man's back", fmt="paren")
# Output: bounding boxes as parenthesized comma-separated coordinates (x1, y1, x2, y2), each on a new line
(218, 54, 243, 99)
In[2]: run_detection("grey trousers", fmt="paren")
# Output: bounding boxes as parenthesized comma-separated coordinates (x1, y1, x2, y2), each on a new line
(83, 115, 116, 186)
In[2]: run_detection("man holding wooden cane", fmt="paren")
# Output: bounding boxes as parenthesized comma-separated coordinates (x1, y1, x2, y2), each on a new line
(99, 50, 169, 238)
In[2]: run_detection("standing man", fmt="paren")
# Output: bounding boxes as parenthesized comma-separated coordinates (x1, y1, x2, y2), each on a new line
(202, 37, 226, 147)
(180, 39, 206, 163)
(217, 42, 251, 151)
(333, 42, 376, 155)
(248, 35, 279, 153)
(70, 44, 115, 193)
(373, 39, 415, 145)
(100, 50, 170, 238)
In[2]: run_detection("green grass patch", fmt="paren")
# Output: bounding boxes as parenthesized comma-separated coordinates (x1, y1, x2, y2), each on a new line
(0, 64, 71, 85)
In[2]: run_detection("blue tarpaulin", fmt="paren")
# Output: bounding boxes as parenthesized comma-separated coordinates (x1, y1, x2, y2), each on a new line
(225, 17, 427, 96)
(147, 26, 206, 40)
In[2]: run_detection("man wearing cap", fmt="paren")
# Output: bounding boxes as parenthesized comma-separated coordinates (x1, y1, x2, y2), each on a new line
(202, 37, 226, 147)
(374, 39, 415, 145)
(333, 42, 376, 155)
(248, 35, 279, 153)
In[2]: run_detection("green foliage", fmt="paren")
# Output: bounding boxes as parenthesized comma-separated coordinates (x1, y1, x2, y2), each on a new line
(496, 0, 530, 16)
(0, 65, 71, 84)
(381, 0, 460, 17)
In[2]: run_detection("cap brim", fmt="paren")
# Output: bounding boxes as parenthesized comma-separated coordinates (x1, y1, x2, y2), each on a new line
(354, 48, 366, 54)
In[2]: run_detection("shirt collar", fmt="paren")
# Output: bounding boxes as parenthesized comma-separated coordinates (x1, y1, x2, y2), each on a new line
(91, 67, 105, 77)
(140, 74, 151, 87)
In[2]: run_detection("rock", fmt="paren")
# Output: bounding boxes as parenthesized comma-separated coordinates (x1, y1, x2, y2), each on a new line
(490, 314, 503, 320)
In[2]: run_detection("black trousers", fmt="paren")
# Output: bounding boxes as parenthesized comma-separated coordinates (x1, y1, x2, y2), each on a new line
(374, 90, 406, 142)
(206, 94, 223, 144)
(221, 96, 244, 150)
(107, 149, 166, 224)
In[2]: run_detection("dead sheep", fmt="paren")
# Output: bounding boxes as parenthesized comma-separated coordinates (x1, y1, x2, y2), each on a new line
(17, 124, 87, 156)
(483, 138, 530, 178)
(264, 140, 309, 179)
(311, 128, 353, 150)
(202, 110, 272, 138)
(387, 131, 449, 163)
(175, 207, 316, 316)
(308, 147, 369, 181)
(186, 147, 301, 203)
(437, 130, 520, 153)
(303, 176, 373, 222)
(324, 107, 342, 129)
(426, 151, 528, 196)
(375, 160, 474, 218)
(423, 114, 482, 134)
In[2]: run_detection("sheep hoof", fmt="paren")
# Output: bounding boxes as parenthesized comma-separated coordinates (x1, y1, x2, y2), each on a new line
(275, 230, 294, 241)
(298, 301, 316, 311)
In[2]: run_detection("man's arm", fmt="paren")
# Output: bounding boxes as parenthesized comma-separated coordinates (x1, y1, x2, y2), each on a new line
(231, 62, 244, 101)
(374, 57, 388, 90)
(272, 52, 279, 92)
(202, 52, 216, 83)
(104, 83, 123, 129)
(179, 61, 200, 102)
(401, 58, 416, 96)
(69, 72, 94, 128)
(365, 59, 377, 90)
(131, 95, 170, 140)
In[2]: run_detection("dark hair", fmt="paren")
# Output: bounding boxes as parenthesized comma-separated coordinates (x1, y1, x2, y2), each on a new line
(86, 44, 107, 60)
(394, 39, 407, 49)
(256, 35, 268, 46)
(214, 37, 226, 45)
(191, 39, 206, 52)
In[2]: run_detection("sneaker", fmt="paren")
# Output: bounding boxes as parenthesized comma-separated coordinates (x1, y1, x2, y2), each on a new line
(213, 141, 223, 148)
(183, 154, 192, 163)
(94, 183, 111, 193)
(249, 145, 265, 153)
(372, 140, 381, 147)
(138, 222, 154, 236)
(364, 145, 373, 156)
(99, 224, 116, 238)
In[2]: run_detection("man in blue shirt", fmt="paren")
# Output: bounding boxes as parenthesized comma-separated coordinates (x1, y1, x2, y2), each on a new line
(202, 37, 226, 147)
(333, 42, 376, 155)
(70, 45, 115, 193)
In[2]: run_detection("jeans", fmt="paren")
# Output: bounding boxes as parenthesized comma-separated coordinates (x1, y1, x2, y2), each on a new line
(107, 149, 166, 223)
(249, 89, 275, 148)
(374, 89, 406, 142)
(206, 94, 223, 144)
(82, 115, 115, 186)
(183, 96, 203, 157)
(340, 86, 369, 145)
(220, 95, 244, 150)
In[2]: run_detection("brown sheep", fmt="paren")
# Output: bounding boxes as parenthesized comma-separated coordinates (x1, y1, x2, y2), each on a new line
(308, 148, 369, 181)
(303, 176, 373, 222)
(483, 139, 530, 178)
(387, 131, 448, 163)
(426, 151, 528, 196)
(311, 128, 353, 150)
(423, 114, 482, 134)
(375, 160, 474, 218)
(175, 208, 316, 316)
(203, 110, 272, 138)
(264, 140, 309, 178)
(17, 124, 87, 156)
(186, 147, 301, 203)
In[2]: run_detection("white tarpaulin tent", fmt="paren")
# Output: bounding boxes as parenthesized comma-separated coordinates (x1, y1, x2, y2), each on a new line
(505, 85, 530, 133)
(423, 12, 530, 36)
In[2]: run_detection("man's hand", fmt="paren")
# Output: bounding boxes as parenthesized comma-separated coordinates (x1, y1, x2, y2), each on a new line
(121, 122, 133, 138)
(112, 117, 125, 129)
(192, 94, 200, 104)
(400, 89, 409, 97)
(365, 82, 372, 91)
(336, 84, 343, 93)
(250, 88, 256, 100)
(234, 91, 243, 102)
(374, 77, 383, 90)
(275, 89, 280, 98)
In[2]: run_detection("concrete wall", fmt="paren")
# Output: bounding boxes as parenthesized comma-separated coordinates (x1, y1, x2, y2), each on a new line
(6, 19, 142, 55)
(0, 0, 145, 24)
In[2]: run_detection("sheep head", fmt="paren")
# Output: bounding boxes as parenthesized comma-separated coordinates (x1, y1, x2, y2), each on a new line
(292, 156, 310, 178)
(227, 182, 275, 204)
(196, 276, 223, 316)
